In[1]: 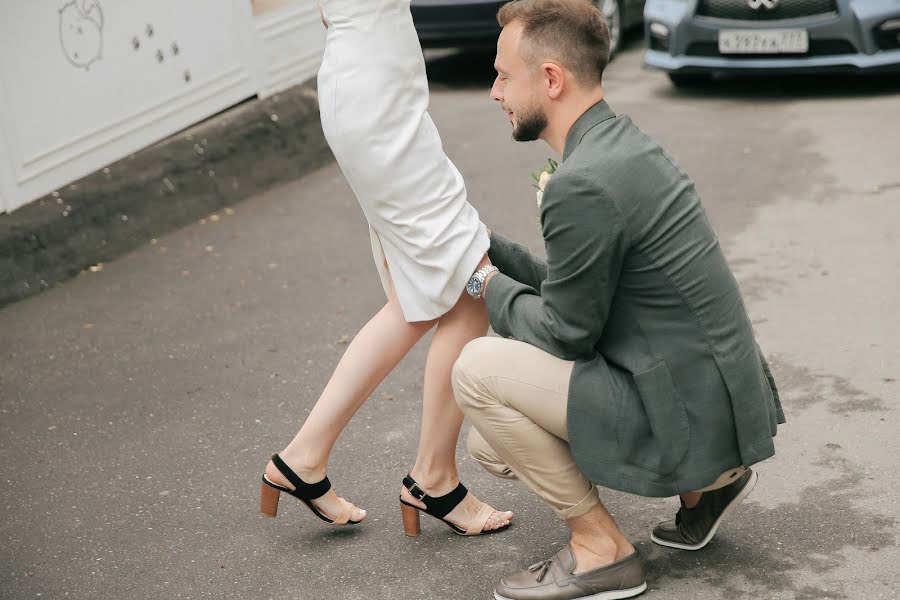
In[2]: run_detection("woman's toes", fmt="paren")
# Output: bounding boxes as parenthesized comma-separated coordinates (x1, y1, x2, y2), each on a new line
(485, 511, 510, 530)
(341, 498, 367, 522)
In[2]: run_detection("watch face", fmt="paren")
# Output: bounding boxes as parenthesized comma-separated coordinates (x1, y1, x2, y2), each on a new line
(467, 277, 482, 297)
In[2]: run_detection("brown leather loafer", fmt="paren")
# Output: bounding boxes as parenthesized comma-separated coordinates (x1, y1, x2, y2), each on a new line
(494, 546, 647, 600)
(651, 468, 757, 551)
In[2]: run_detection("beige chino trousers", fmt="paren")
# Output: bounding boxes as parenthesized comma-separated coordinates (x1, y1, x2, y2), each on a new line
(452, 337, 746, 520)
(452, 337, 602, 520)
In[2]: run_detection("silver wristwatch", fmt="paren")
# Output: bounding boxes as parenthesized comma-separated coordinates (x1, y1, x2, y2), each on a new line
(466, 265, 499, 300)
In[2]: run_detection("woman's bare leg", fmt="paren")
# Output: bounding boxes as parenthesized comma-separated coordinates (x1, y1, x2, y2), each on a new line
(400, 287, 514, 531)
(266, 288, 435, 522)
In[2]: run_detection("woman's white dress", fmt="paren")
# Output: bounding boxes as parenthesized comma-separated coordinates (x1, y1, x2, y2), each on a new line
(317, 0, 490, 322)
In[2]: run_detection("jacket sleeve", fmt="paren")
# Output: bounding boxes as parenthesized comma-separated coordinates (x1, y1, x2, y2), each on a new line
(485, 173, 627, 360)
(488, 232, 548, 291)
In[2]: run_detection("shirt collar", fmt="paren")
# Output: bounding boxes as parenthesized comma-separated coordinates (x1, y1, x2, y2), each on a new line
(562, 100, 616, 161)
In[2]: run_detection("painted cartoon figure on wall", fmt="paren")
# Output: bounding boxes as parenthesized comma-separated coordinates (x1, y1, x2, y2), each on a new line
(59, 0, 104, 70)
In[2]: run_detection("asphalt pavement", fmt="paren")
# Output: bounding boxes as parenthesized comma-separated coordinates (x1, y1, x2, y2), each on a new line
(1, 42, 898, 599)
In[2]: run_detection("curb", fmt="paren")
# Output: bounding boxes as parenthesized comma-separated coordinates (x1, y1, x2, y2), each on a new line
(0, 79, 333, 309)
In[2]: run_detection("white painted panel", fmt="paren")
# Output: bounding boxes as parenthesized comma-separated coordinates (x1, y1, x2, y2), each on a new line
(254, 3, 326, 98)
(0, 0, 260, 213)
(0, 79, 15, 213)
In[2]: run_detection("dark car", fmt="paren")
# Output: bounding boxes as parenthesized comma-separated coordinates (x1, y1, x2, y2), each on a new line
(644, 0, 900, 86)
(411, 0, 646, 56)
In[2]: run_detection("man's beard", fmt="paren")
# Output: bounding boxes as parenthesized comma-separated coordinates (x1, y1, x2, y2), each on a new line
(512, 104, 548, 142)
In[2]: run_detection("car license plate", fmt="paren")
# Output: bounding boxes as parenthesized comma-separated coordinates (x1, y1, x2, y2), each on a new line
(718, 30, 809, 54)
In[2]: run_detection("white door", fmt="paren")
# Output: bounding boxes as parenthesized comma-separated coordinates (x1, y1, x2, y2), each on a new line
(0, 0, 260, 213)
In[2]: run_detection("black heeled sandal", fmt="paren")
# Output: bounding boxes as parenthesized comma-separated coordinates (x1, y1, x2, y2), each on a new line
(399, 473, 510, 536)
(260, 453, 362, 525)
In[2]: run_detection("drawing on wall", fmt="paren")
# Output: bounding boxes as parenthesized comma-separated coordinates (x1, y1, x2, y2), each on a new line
(59, 0, 105, 70)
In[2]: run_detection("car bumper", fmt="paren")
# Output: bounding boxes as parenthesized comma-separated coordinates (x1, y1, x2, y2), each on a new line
(645, 47, 900, 74)
(410, 0, 506, 48)
(643, 0, 900, 74)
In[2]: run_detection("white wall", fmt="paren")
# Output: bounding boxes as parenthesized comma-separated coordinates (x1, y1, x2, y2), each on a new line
(254, 3, 326, 99)
(0, 0, 326, 214)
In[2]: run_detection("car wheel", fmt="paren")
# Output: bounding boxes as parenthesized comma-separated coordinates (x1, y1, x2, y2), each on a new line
(668, 73, 712, 87)
(597, 0, 623, 57)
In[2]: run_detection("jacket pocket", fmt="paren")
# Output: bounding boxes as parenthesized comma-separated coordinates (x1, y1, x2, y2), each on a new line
(618, 361, 690, 475)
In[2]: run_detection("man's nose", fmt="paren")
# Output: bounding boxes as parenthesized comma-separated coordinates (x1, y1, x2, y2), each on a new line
(490, 78, 502, 103)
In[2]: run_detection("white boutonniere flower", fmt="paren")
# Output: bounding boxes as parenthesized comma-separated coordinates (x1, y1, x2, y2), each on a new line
(531, 158, 558, 227)
(531, 158, 559, 209)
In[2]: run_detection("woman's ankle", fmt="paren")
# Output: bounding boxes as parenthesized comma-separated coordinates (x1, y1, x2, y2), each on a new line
(407, 465, 459, 495)
(277, 448, 328, 480)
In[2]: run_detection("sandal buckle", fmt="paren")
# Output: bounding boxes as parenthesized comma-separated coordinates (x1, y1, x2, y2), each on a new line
(408, 482, 426, 501)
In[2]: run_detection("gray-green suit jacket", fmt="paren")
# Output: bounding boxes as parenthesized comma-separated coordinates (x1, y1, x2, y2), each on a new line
(485, 100, 785, 497)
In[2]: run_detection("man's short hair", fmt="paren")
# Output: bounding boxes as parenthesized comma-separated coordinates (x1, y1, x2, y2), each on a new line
(497, 0, 611, 86)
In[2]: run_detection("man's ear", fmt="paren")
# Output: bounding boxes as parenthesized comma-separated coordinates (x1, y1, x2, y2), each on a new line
(542, 62, 566, 100)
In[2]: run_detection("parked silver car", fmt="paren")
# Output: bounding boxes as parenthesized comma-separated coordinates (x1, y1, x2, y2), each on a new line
(411, 0, 646, 56)
(643, 0, 900, 86)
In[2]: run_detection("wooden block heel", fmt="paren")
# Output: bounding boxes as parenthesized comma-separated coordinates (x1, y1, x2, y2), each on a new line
(399, 473, 511, 537)
(260, 480, 281, 517)
(401, 502, 421, 536)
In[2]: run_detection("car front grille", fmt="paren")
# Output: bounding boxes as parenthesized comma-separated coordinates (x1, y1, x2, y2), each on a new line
(685, 39, 857, 58)
(696, 0, 838, 21)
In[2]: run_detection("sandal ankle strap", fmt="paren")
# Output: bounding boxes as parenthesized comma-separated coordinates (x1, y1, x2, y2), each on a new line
(402, 474, 468, 519)
(271, 453, 331, 500)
